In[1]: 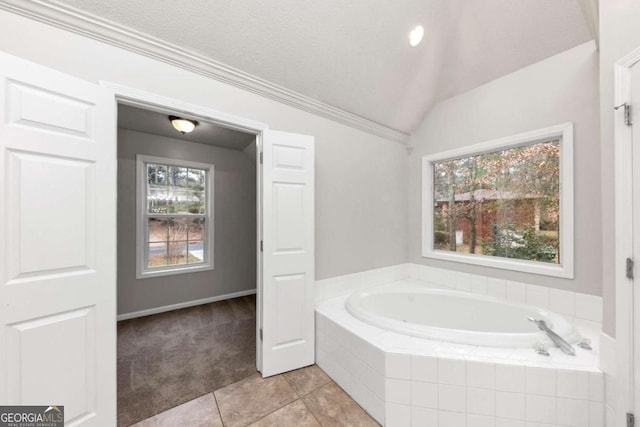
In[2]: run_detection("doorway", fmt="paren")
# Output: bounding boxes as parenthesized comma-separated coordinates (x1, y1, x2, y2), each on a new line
(106, 84, 317, 382)
(115, 103, 259, 425)
(614, 45, 640, 425)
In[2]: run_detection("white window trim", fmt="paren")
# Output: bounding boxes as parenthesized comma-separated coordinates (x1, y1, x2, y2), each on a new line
(136, 154, 215, 279)
(421, 122, 574, 279)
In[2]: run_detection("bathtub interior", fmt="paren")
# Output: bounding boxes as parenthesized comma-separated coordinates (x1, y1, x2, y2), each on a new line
(344, 282, 581, 348)
(354, 290, 545, 332)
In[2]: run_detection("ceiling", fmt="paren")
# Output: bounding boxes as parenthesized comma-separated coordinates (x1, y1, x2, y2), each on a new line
(118, 104, 256, 150)
(58, 0, 593, 135)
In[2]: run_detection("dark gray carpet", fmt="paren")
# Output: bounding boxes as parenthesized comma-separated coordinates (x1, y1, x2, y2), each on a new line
(117, 295, 257, 426)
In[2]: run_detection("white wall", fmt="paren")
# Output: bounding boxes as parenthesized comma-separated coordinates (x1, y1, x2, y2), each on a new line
(408, 41, 601, 296)
(0, 10, 408, 282)
(117, 129, 256, 315)
(599, 0, 640, 337)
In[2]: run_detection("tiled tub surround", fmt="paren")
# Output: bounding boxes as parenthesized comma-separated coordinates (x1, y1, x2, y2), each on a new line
(315, 279, 604, 427)
(407, 264, 603, 328)
(316, 264, 603, 331)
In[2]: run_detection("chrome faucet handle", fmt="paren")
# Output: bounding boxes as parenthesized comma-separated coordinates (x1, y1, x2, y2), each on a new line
(577, 338, 592, 351)
(533, 342, 550, 356)
(528, 316, 576, 356)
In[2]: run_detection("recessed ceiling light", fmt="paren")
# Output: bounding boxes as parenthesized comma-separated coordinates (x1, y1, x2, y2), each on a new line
(409, 25, 424, 47)
(169, 115, 198, 134)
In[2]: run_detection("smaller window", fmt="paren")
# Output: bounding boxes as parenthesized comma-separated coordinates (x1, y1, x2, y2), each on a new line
(136, 155, 214, 279)
(422, 123, 574, 278)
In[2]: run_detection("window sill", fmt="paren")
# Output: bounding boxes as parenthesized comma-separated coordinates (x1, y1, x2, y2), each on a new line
(421, 249, 573, 279)
(136, 263, 214, 280)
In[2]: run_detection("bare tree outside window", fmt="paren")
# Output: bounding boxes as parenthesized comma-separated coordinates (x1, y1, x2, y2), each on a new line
(146, 163, 207, 268)
(432, 140, 560, 264)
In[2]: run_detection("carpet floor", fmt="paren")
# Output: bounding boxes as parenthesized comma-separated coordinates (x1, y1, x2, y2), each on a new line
(117, 295, 257, 426)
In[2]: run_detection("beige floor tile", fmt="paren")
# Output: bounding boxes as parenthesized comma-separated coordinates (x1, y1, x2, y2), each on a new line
(130, 393, 222, 427)
(283, 365, 332, 397)
(302, 382, 380, 427)
(214, 373, 298, 427)
(248, 400, 320, 427)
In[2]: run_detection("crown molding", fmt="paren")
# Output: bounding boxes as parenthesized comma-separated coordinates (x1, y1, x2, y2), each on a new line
(0, 0, 409, 144)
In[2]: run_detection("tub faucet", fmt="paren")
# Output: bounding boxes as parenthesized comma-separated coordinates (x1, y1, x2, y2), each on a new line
(528, 317, 575, 356)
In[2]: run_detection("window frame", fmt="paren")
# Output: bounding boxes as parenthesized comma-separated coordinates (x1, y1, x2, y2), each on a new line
(421, 122, 574, 279)
(136, 154, 215, 279)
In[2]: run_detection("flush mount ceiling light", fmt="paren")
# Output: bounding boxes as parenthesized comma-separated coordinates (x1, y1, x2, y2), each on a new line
(409, 25, 424, 47)
(169, 115, 198, 134)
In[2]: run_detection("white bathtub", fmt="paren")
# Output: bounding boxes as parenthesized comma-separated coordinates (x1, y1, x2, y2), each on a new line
(345, 283, 580, 348)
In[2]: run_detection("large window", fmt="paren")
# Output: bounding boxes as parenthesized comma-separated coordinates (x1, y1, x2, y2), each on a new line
(422, 123, 574, 278)
(136, 155, 214, 278)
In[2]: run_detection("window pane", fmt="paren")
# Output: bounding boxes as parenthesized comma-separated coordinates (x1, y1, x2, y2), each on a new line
(147, 168, 169, 213)
(168, 241, 188, 265)
(147, 193, 169, 214)
(147, 164, 167, 185)
(187, 241, 204, 263)
(165, 189, 206, 214)
(147, 242, 168, 268)
(432, 140, 560, 264)
(166, 187, 182, 213)
(187, 218, 205, 240)
(187, 168, 205, 190)
(148, 218, 168, 242)
(187, 190, 205, 214)
(168, 166, 188, 187)
(168, 219, 188, 242)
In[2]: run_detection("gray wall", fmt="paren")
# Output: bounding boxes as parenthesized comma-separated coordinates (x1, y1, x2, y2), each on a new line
(0, 11, 409, 286)
(117, 128, 256, 315)
(599, 0, 640, 336)
(408, 41, 602, 297)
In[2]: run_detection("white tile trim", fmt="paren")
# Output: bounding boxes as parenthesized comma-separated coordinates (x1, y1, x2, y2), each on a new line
(598, 333, 616, 427)
(314, 263, 410, 302)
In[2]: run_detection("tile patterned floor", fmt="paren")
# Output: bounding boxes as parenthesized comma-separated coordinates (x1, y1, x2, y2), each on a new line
(131, 365, 379, 427)
(119, 296, 378, 426)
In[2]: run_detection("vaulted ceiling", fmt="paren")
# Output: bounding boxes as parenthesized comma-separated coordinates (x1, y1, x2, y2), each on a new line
(48, 0, 593, 135)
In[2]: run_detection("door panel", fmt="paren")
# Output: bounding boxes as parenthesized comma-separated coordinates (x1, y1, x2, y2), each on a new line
(7, 79, 94, 137)
(274, 273, 306, 345)
(261, 130, 314, 377)
(0, 52, 116, 426)
(7, 151, 94, 279)
(7, 307, 96, 421)
(273, 183, 305, 252)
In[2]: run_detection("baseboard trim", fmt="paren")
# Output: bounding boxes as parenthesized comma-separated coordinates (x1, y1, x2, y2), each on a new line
(117, 289, 257, 321)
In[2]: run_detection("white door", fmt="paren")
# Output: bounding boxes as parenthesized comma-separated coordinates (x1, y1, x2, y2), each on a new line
(0, 52, 116, 425)
(260, 130, 315, 377)
(633, 61, 640, 419)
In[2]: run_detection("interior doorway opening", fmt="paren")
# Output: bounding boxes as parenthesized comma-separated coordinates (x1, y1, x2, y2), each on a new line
(115, 101, 261, 425)
(106, 81, 315, 424)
